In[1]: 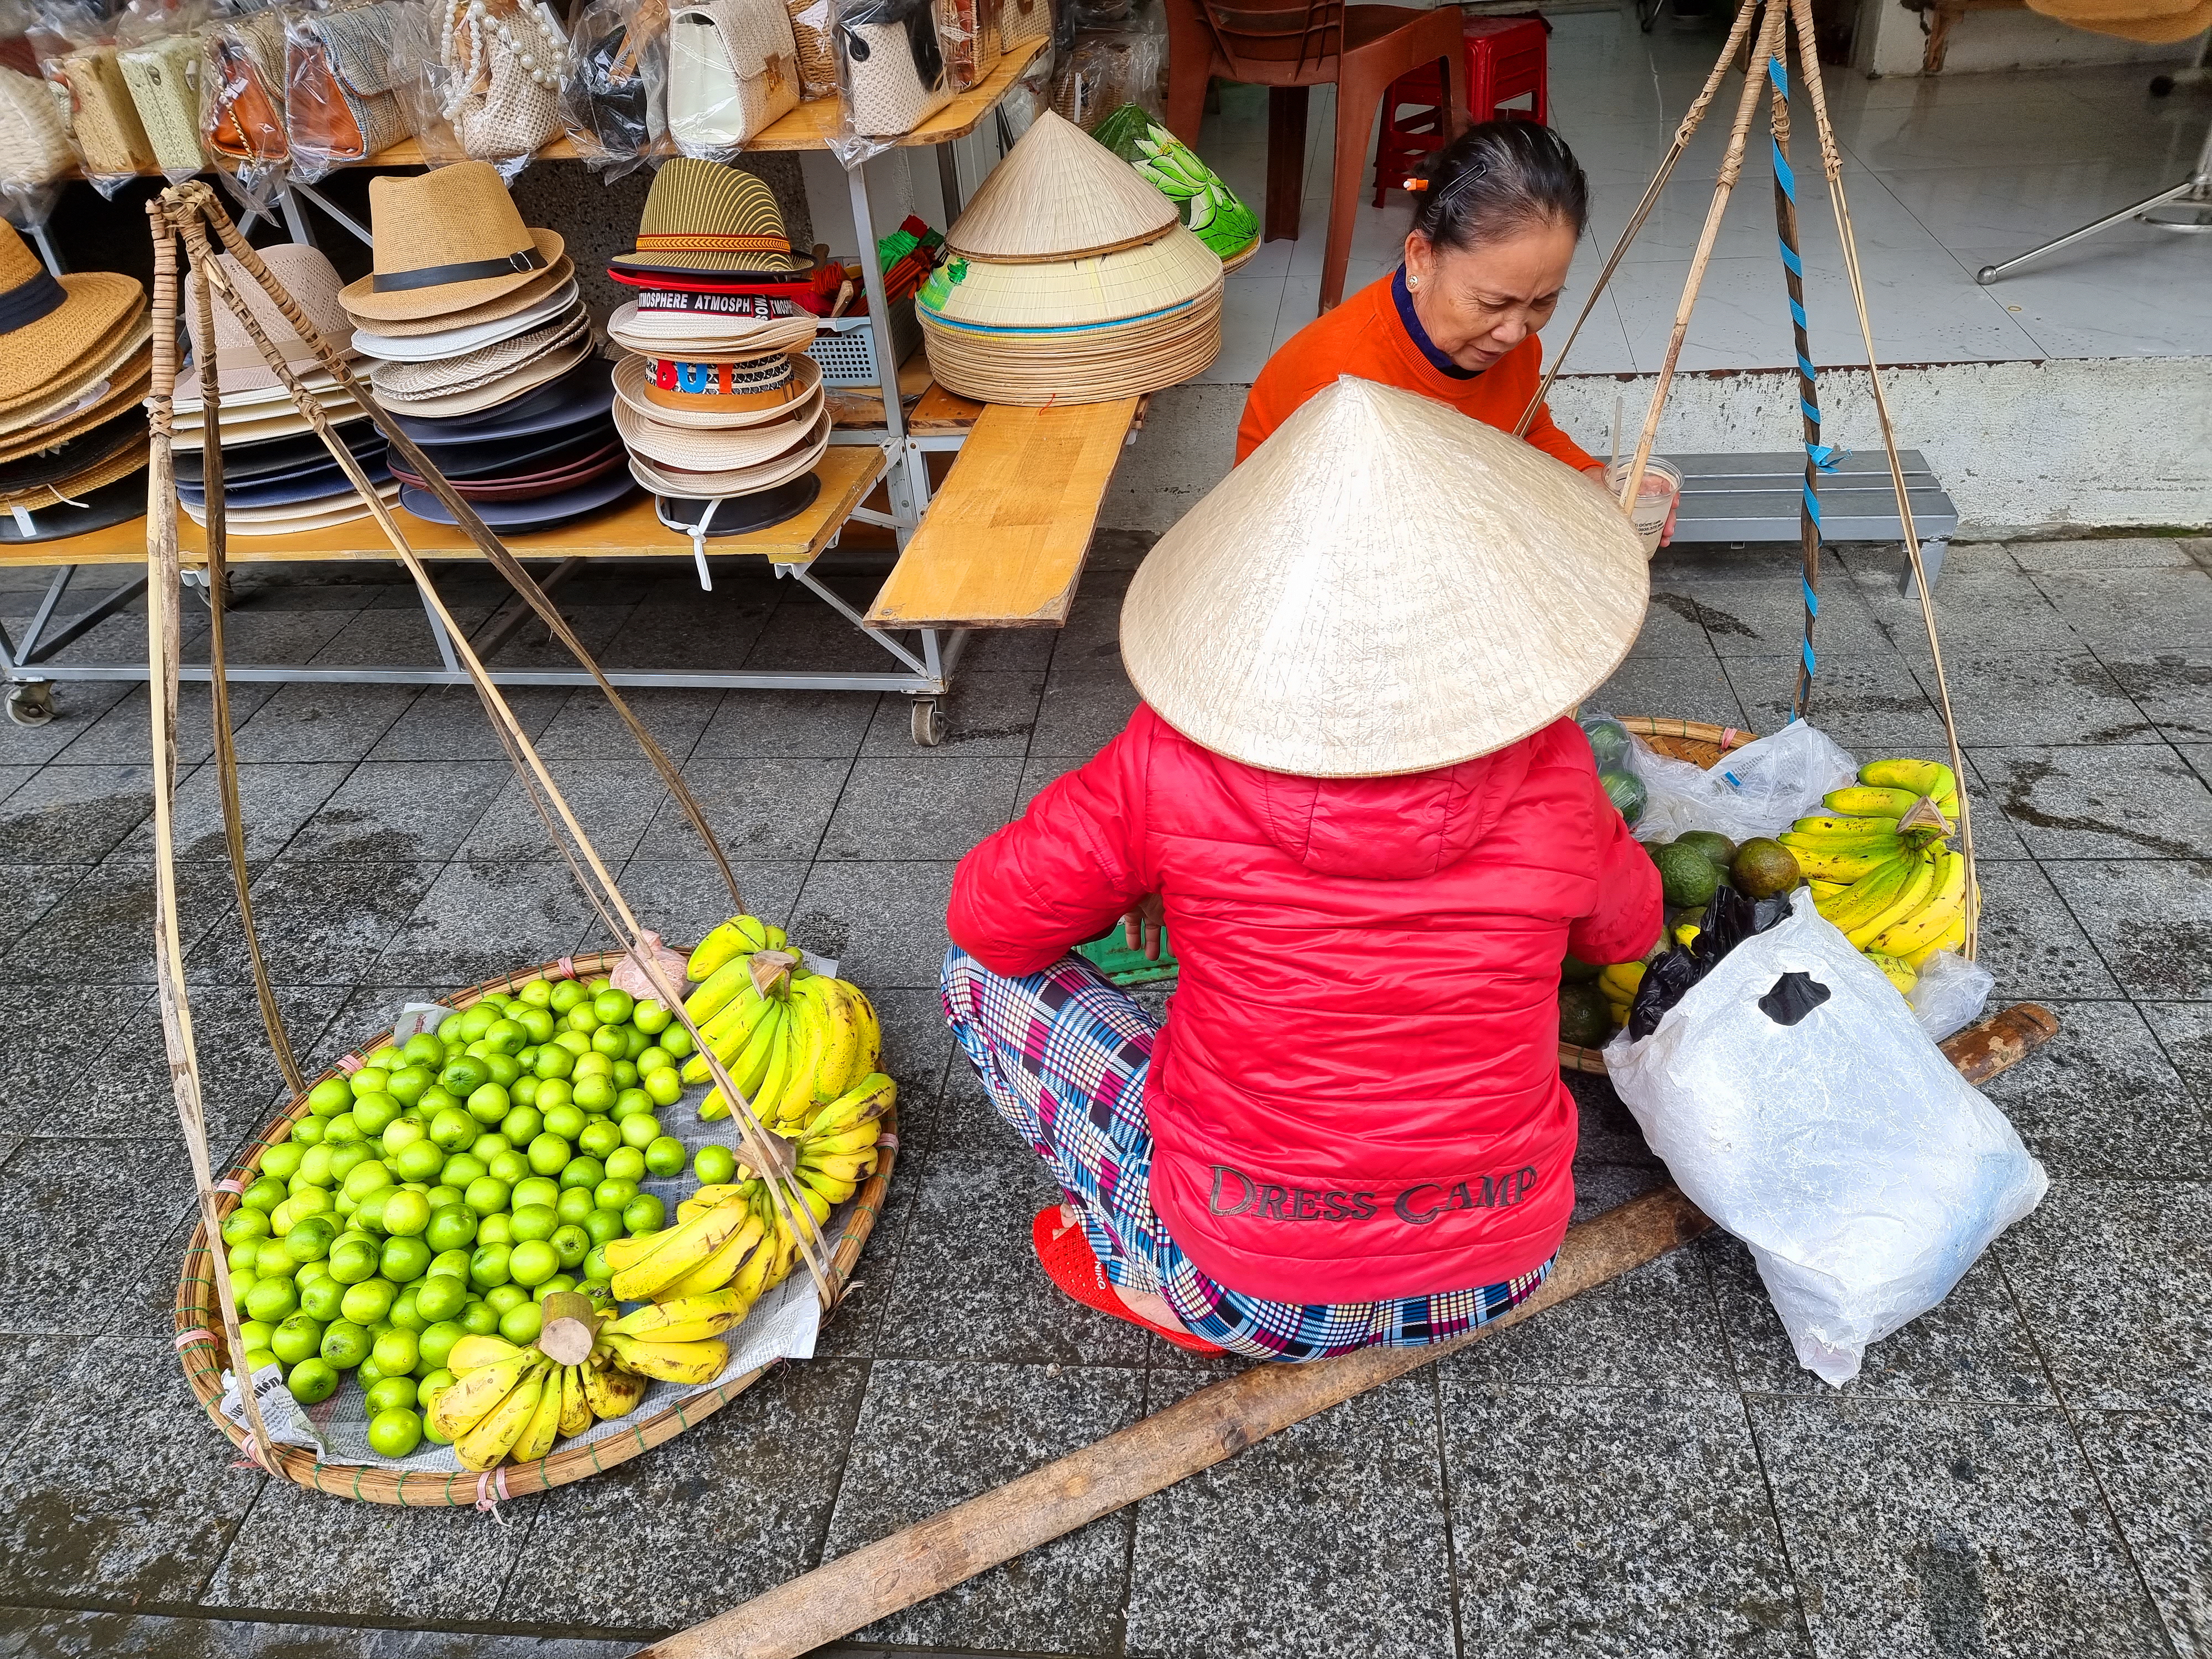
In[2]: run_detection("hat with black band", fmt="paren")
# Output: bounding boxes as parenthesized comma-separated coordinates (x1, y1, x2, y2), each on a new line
(0, 220, 145, 410)
(339, 161, 568, 325)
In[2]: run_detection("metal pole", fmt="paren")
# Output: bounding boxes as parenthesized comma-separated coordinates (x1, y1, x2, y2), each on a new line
(1975, 110, 2212, 284)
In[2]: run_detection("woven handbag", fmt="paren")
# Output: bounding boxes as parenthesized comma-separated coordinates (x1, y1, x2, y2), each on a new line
(667, 0, 800, 153)
(289, 3, 418, 167)
(442, 0, 568, 160)
(51, 44, 160, 177)
(835, 0, 947, 138)
(0, 62, 74, 186)
(203, 11, 288, 165)
(784, 0, 837, 98)
(933, 0, 998, 90)
(119, 33, 207, 175)
(998, 0, 1048, 49)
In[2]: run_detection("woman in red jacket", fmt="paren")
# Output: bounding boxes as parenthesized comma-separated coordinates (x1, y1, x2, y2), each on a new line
(944, 378, 1661, 1359)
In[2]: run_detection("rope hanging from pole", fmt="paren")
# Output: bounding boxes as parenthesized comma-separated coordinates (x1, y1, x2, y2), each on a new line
(1765, 48, 1830, 725)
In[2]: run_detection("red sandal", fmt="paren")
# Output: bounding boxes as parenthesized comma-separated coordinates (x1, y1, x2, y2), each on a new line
(1031, 1207, 1227, 1355)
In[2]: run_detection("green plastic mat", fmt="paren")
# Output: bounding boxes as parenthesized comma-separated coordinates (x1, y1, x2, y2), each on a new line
(1077, 923, 1180, 986)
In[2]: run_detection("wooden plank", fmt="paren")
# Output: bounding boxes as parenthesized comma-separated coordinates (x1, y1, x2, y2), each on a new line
(0, 447, 884, 570)
(864, 398, 1139, 629)
(825, 353, 939, 430)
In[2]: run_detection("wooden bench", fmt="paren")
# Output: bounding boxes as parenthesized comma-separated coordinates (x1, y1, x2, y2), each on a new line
(866, 397, 1144, 630)
(1665, 448, 1959, 594)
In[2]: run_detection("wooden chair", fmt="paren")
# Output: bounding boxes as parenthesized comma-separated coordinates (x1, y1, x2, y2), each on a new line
(1162, 0, 1468, 312)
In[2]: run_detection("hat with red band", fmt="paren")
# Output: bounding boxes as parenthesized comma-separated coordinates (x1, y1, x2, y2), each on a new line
(609, 159, 820, 278)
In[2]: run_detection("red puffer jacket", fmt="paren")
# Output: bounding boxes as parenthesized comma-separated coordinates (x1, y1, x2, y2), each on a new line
(947, 704, 1662, 1304)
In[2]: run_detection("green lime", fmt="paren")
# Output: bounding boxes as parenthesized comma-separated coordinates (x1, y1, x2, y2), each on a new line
(506, 1175, 555, 1212)
(388, 1282, 427, 1333)
(693, 1144, 737, 1186)
(460, 1084, 507, 1126)
(518, 1004, 555, 1043)
(418, 1319, 465, 1371)
(371, 1327, 419, 1376)
(593, 1177, 639, 1213)
(548, 1224, 591, 1269)
(297, 1259, 333, 1286)
(582, 1243, 612, 1284)
(307, 1077, 352, 1117)
(238, 1319, 275, 1352)
(532, 1274, 578, 1303)
(486, 1149, 531, 1185)
(659, 1023, 693, 1060)
(427, 1107, 478, 1151)
(623, 1193, 666, 1235)
(477, 1212, 513, 1246)
(356, 1355, 387, 1391)
(326, 1235, 380, 1285)
(633, 999, 670, 1035)
(589, 988, 634, 1026)
(380, 1190, 431, 1238)
(572, 1051, 613, 1082)
(296, 1144, 337, 1188)
(589, 1024, 627, 1058)
(542, 1103, 586, 1142)
(643, 1136, 686, 1178)
(242, 1175, 286, 1214)
(270, 1313, 326, 1367)
(364, 1374, 418, 1416)
(559, 1156, 605, 1192)
(535, 1078, 574, 1114)
(635, 1047, 672, 1079)
(553, 1031, 591, 1058)
(584, 1208, 626, 1248)
(322, 1114, 365, 1147)
(290, 1115, 328, 1146)
(340, 1159, 392, 1202)
(509, 1075, 541, 1108)
(484, 1282, 529, 1315)
(340, 1278, 397, 1325)
(509, 1203, 558, 1244)
(260, 1142, 305, 1182)
(415, 1276, 467, 1326)
(286, 1357, 339, 1405)
(480, 1017, 526, 1057)
(623, 1114, 666, 1152)
(498, 1300, 544, 1344)
(438, 1056, 490, 1097)
(526, 1134, 571, 1176)
(299, 1273, 345, 1322)
(501, 1105, 545, 1146)
(481, 1053, 519, 1089)
(469, 1242, 512, 1288)
(440, 1152, 488, 1191)
(618, 1034, 646, 1067)
(451, 1006, 494, 1044)
(548, 979, 586, 1014)
(573, 1078, 617, 1119)
(380, 1235, 432, 1284)
(353, 1186, 395, 1235)
(285, 1215, 338, 1265)
(400, 1033, 445, 1067)
(531, 1044, 575, 1081)
(566, 1002, 601, 1034)
(463, 1176, 511, 1217)
(222, 1208, 272, 1246)
(429, 1246, 473, 1281)
(518, 979, 552, 1008)
(472, 1131, 513, 1160)
(244, 1277, 298, 1323)
(613, 1086, 651, 1120)
(391, 1140, 446, 1184)
(417, 1085, 461, 1119)
(555, 1186, 596, 1225)
(424, 1204, 477, 1254)
(385, 1065, 432, 1108)
(351, 1094, 401, 1136)
(351, 1063, 394, 1098)
(507, 1240, 559, 1288)
(458, 1299, 500, 1335)
(366, 1406, 422, 1458)
(604, 1146, 646, 1183)
(381, 1115, 427, 1155)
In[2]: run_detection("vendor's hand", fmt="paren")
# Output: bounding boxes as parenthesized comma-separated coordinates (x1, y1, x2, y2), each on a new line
(1123, 893, 1166, 961)
(1584, 462, 1678, 547)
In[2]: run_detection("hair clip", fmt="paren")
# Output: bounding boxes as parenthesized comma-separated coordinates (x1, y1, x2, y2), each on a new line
(1404, 178, 1430, 192)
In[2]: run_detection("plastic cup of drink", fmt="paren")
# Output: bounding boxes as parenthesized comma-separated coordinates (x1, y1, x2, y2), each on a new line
(1605, 456, 1682, 557)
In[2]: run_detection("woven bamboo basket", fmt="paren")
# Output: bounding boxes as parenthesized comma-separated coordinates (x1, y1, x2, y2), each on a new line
(1559, 716, 1755, 1078)
(172, 948, 895, 1506)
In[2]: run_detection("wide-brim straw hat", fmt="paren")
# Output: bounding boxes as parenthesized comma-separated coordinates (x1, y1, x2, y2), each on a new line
(369, 307, 592, 402)
(0, 356, 153, 463)
(0, 309, 154, 434)
(1119, 377, 1650, 779)
(178, 368, 353, 419)
(340, 162, 567, 325)
(0, 408, 144, 494)
(920, 228, 1222, 330)
(612, 352, 822, 430)
(352, 259, 578, 339)
(170, 403, 373, 453)
(919, 289, 1222, 406)
(609, 159, 818, 276)
(625, 405, 830, 497)
(183, 481, 400, 534)
(374, 341, 597, 420)
(353, 283, 584, 363)
(946, 110, 1177, 264)
(0, 222, 145, 408)
(607, 300, 818, 359)
(0, 471, 147, 544)
(178, 245, 356, 401)
(0, 431, 150, 509)
(613, 389, 825, 471)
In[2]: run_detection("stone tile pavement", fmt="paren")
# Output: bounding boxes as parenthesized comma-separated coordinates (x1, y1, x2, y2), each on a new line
(3, 534, 2212, 1657)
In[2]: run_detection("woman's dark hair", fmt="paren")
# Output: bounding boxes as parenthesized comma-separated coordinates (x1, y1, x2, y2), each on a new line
(1409, 121, 1588, 252)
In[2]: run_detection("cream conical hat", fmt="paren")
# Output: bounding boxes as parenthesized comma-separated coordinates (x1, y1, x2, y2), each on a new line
(1120, 377, 1650, 779)
(945, 110, 1178, 265)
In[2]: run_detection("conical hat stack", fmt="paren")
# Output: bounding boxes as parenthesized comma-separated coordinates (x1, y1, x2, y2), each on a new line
(920, 111, 1224, 408)
(1119, 377, 1652, 779)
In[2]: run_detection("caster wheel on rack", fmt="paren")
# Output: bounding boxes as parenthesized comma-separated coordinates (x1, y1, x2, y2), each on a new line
(910, 698, 945, 748)
(6, 682, 55, 728)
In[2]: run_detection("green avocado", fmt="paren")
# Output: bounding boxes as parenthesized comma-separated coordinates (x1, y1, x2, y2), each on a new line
(1558, 984, 1613, 1048)
(1598, 768, 1646, 826)
(1560, 953, 1601, 984)
(1581, 716, 1632, 771)
(1673, 830, 1738, 868)
(1651, 842, 1721, 910)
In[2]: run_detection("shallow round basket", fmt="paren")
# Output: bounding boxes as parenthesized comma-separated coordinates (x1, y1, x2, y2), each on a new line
(1561, 716, 1755, 1078)
(172, 949, 896, 1505)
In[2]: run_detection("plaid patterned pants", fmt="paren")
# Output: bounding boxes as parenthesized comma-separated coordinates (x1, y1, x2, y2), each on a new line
(942, 946, 1553, 1361)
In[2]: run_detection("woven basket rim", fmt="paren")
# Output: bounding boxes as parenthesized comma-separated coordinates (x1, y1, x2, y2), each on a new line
(1560, 716, 1756, 1077)
(173, 947, 895, 1506)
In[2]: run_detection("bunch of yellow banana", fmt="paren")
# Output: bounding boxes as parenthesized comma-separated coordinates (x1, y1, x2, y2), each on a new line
(606, 1187, 767, 1301)
(428, 1337, 559, 1470)
(791, 1071, 894, 1206)
(687, 914, 789, 981)
(1597, 962, 1645, 1030)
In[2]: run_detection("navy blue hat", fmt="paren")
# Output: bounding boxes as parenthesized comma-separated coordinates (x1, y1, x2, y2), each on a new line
(0, 471, 147, 543)
(177, 456, 393, 510)
(653, 471, 820, 538)
(398, 464, 637, 532)
(391, 357, 615, 446)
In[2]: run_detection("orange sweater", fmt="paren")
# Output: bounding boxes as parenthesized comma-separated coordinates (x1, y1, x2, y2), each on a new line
(1235, 273, 1597, 472)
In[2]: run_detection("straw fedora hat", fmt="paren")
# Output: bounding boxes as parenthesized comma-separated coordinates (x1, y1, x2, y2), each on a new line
(919, 228, 1221, 330)
(609, 159, 818, 277)
(178, 244, 356, 402)
(0, 357, 153, 463)
(946, 111, 1177, 264)
(612, 351, 822, 430)
(373, 341, 596, 419)
(353, 258, 578, 339)
(613, 388, 823, 471)
(354, 283, 583, 363)
(0, 432, 150, 509)
(607, 300, 818, 358)
(0, 222, 145, 408)
(368, 307, 591, 401)
(1119, 377, 1650, 779)
(624, 405, 829, 497)
(339, 162, 567, 325)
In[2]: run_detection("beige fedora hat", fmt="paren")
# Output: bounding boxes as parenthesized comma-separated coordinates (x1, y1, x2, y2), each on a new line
(625, 405, 830, 497)
(612, 351, 822, 431)
(0, 355, 152, 463)
(607, 301, 818, 359)
(371, 340, 595, 419)
(613, 388, 823, 471)
(353, 257, 578, 339)
(178, 244, 356, 402)
(946, 111, 1177, 264)
(338, 162, 566, 325)
(368, 306, 591, 401)
(1120, 377, 1650, 779)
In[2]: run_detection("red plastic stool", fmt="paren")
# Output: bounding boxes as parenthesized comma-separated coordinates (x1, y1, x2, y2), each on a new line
(1372, 15, 1551, 207)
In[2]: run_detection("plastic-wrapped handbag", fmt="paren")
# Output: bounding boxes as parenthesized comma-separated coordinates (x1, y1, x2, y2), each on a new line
(440, 0, 568, 162)
(287, 1, 418, 178)
(45, 40, 160, 187)
(118, 32, 207, 178)
(0, 59, 75, 189)
(998, 0, 1047, 50)
(783, 0, 836, 98)
(667, 0, 799, 155)
(562, 0, 667, 177)
(933, 0, 997, 89)
(202, 9, 289, 167)
(833, 0, 947, 143)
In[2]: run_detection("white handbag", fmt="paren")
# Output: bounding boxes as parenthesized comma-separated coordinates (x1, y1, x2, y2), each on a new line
(668, 0, 801, 154)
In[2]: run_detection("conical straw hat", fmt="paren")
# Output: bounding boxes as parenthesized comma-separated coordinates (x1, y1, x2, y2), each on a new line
(920, 226, 1220, 330)
(1120, 377, 1650, 779)
(945, 110, 1178, 265)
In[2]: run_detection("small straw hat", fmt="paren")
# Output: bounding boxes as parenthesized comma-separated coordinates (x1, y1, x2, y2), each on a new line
(369, 307, 592, 401)
(613, 389, 824, 471)
(178, 245, 357, 402)
(339, 163, 567, 325)
(0, 222, 145, 408)
(609, 159, 818, 276)
(373, 341, 596, 419)
(0, 356, 153, 463)
(607, 300, 818, 358)
(0, 309, 155, 433)
(1119, 377, 1650, 779)
(945, 111, 1177, 264)
(612, 351, 822, 430)
(625, 405, 830, 497)
(919, 228, 1220, 330)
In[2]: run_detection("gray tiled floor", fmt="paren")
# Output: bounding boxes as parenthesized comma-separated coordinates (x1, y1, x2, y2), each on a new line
(2, 533, 2210, 1657)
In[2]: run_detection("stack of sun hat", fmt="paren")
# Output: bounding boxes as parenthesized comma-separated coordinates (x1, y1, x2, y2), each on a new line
(174, 243, 394, 538)
(340, 161, 634, 535)
(0, 221, 154, 545)
(604, 158, 832, 538)
(917, 109, 1224, 406)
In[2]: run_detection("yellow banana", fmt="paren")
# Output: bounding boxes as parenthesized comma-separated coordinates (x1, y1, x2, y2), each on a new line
(772, 992, 828, 1126)
(797, 1167, 858, 1205)
(428, 1351, 539, 1439)
(581, 1354, 648, 1421)
(799, 1149, 872, 1183)
(685, 989, 782, 1085)
(653, 1212, 769, 1300)
(555, 1364, 592, 1437)
(685, 958, 758, 1027)
(611, 1202, 757, 1302)
(1812, 858, 1912, 936)
(610, 1287, 757, 1342)
(1789, 815, 1905, 842)
(1605, 999, 1631, 1027)
(698, 1004, 789, 1119)
(847, 983, 881, 1077)
(1787, 845, 1910, 884)
(1860, 758, 1956, 800)
(802, 1121, 883, 1158)
(1823, 786, 1921, 817)
(603, 1232, 661, 1273)
(1848, 850, 1937, 948)
(803, 1073, 896, 1139)
(1807, 878, 1848, 900)
(1903, 914, 1968, 969)
(686, 920, 752, 983)
(802, 977, 863, 1103)
(1871, 852, 1968, 957)
(447, 1334, 526, 1374)
(606, 1333, 730, 1386)
(510, 1363, 567, 1464)
(1867, 952, 1920, 994)
(453, 1361, 549, 1470)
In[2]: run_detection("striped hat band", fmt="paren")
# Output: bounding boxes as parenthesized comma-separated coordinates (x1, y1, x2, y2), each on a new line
(640, 353, 799, 414)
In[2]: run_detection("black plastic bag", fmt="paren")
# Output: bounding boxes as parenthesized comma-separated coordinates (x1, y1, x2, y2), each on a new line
(1628, 885, 1796, 1040)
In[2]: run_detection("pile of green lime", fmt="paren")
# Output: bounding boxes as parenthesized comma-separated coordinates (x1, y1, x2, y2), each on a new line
(218, 974, 747, 1460)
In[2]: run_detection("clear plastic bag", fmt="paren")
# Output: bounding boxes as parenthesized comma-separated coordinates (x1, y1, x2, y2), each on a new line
(931, 0, 995, 89)
(198, 2, 290, 195)
(827, 0, 947, 165)
(1047, 24, 1152, 129)
(665, 0, 799, 160)
(1, 11, 81, 207)
(1907, 948, 1995, 1042)
(32, 2, 161, 196)
(560, 0, 666, 179)
(1606, 888, 2047, 1385)
(408, 0, 570, 177)
(1585, 712, 1859, 847)
(117, 4, 212, 185)
(284, 0, 420, 184)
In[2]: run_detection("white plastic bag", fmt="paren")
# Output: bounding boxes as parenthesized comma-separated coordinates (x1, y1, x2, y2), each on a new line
(1605, 888, 2046, 1385)
(1621, 717, 1858, 846)
(1907, 948, 1995, 1042)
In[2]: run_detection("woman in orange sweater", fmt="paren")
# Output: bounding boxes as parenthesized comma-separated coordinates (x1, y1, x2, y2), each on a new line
(1239, 123, 1669, 542)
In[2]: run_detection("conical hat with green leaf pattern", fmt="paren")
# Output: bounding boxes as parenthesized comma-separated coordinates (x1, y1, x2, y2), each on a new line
(1089, 105, 1260, 266)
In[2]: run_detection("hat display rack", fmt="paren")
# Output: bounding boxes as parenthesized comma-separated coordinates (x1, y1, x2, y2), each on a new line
(144, 179, 846, 1485)
(1507, 0, 1980, 959)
